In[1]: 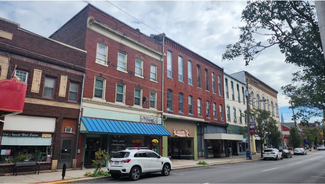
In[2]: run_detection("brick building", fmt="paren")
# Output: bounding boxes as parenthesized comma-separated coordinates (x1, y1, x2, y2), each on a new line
(50, 4, 170, 168)
(0, 17, 86, 173)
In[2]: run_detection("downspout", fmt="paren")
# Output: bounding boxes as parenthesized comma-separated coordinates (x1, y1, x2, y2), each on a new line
(74, 73, 85, 169)
(161, 34, 166, 156)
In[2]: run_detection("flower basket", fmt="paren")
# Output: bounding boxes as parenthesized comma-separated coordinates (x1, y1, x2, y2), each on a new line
(152, 139, 158, 146)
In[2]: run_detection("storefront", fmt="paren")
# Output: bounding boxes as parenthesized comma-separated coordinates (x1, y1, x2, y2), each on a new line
(227, 125, 247, 155)
(80, 117, 170, 168)
(166, 119, 196, 160)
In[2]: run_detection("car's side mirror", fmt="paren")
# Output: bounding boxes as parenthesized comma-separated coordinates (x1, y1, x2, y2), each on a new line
(158, 155, 161, 158)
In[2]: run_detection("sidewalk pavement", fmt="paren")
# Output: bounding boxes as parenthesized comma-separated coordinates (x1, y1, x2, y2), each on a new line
(0, 154, 262, 184)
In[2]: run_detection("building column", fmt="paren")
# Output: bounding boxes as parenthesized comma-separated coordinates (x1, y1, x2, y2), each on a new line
(194, 125, 198, 160)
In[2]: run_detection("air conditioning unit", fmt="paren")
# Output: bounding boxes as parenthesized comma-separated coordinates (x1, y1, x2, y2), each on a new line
(64, 127, 72, 133)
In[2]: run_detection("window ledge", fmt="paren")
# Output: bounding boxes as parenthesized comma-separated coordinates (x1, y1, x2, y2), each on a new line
(150, 79, 158, 83)
(92, 97, 106, 102)
(95, 61, 108, 67)
(135, 75, 144, 79)
(117, 69, 128, 74)
(189, 113, 194, 116)
(115, 101, 126, 105)
(167, 110, 173, 113)
(132, 105, 144, 109)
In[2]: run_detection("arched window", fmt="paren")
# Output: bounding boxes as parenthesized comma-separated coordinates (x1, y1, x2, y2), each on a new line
(256, 94, 260, 109)
(271, 101, 274, 115)
(267, 99, 270, 112)
(250, 92, 255, 108)
(275, 103, 278, 116)
(262, 97, 266, 110)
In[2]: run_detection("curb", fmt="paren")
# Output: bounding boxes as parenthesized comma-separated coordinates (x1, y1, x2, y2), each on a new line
(38, 176, 110, 184)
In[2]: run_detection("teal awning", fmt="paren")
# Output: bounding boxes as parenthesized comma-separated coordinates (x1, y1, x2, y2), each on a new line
(81, 117, 170, 136)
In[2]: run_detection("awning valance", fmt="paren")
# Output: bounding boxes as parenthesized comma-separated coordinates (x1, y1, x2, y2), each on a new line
(81, 117, 171, 136)
(204, 133, 243, 141)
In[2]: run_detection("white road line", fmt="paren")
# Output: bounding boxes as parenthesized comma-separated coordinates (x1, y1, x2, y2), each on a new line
(312, 176, 325, 179)
(262, 168, 277, 172)
(202, 183, 210, 184)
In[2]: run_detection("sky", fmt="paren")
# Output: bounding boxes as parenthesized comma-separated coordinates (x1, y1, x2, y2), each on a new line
(0, 0, 318, 123)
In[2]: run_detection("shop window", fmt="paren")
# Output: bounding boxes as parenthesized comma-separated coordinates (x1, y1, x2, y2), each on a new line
(187, 140, 191, 148)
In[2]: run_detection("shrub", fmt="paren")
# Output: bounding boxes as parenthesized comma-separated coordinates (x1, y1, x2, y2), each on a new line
(197, 161, 208, 165)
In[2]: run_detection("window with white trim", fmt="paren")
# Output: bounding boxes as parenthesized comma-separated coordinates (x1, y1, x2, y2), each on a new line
(43, 77, 55, 98)
(239, 110, 242, 124)
(150, 65, 157, 81)
(227, 106, 231, 122)
(205, 69, 209, 91)
(167, 51, 172, 78)
(116, 83, 125, 103)
(198, 98, 202, 116)
(134, 88, 142, 106)
(150, 92, 156, 108)
(94, 78, 105, 99)
(206, 101, 210, 118)
(189, 95, 193, 115)
(231, 81, 234, 100)
(242, 87, 245, 104)
(197, 65, 201, 88)
(212, 72, 216, 94)
(256, 94, 260, 109)
(178, 56, 183, 82)
(167, 89, 173, 112)
(15, 70, 28, 83)
(225, 78, 229, 98)
(69, 82, 79, 102)
(218, 75, 222, 96)
(188, 60, 192, 85)
(233, 107, 237, 123)
(220, 105, 223, 120)
(237, 84, 240, 103)
(117, 52, 127, 71)
(135, 59, 143, 77)
(96, 43, 107, 65)
(213, 103, 217, 119)
(263, 97, 266, 110)
(179, 92, 184, 113)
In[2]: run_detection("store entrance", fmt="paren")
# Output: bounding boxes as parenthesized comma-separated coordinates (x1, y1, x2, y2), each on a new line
(84, 137, 101, 167)
(58, 138, 73, 169)
(168, 137, 194, 159)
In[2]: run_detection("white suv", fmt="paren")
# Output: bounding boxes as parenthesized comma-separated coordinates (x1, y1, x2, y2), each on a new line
(263, 148, 283, 160)
(108, 148, 172, 180)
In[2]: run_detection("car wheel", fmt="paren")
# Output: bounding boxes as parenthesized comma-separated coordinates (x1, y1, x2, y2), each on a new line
(129, 166, 141, 181)
(162, 163, 171, 176)
(111, 174, 121, 179)
(281, 156, 283, 160)
(275, 156, 278, 160)
(263, 157, 266, 160)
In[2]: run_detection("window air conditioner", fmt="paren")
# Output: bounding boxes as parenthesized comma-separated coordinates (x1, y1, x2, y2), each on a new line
(65, 127, 72, 133)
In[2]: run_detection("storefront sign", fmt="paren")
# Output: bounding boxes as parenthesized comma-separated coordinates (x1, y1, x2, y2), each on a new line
(249, 122, 256, 133)
(140, 116, 157, 124)
(132, 139, 143, 144)
(110, 135, 127, 153)
(173, 129, 190, 137)
(3, 132, 42, 137)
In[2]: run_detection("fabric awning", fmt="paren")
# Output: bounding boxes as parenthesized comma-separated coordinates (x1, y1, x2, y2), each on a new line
(81, 117, 171, 136)
(204, 133, 243, 141)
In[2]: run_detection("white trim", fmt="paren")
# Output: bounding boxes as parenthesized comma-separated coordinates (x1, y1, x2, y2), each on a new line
(117, 51, 127, 72)
(204, 133, 243, 141)
(93, 77, 106, 100)
(95, 42, 108, 66)
(115, 83, 126, 104)
(163, 112, 205, 122)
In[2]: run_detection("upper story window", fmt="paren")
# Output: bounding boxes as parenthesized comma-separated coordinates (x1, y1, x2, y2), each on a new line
(231, 81, 234, 100)
(250, 92, 255, 108)
(43, 77, 56, 98)
(69, 82, 79, 102)
(197, 65, 201, 88)
(188, 61, 192, 85)
(94, 78, 105, 99)
(218, 75, 222, 96)
(220, 105, 223, 121)
(206, 101, 210, 118)
(198, 98, 202, 116)
(15, 70, 28, 83)
(167, 51, 173, 78)
(134, 88, 142, 106)
(167, 89, 173, 112)
(256, 94, 260, 109)
(189, 95, 193, 115)
(116, 83, 125, 103)
(213, 103, 217, 119)
(233, 107, 237, 123)
(150, 92, 156, 109)
(117, 52, 127, 72)
(242, 87, 245, 104)
(212, 72, 216, 94)
(276, 103, 278, 116)
(239, 110, 242, 124)
(150, 65, 157, 82)
(262, 97, 266, 110)
(271, 101, 274, 115)
(135, 59, 143, 77)
(267, 99, 270, 111)
(96, 43, 108, 65)
(225, 78, 229, 99)
(237, 84, 240, 103)
(227, 106, 231, 122)
(178, 56, 183, 82)
(179, 92, 184, 113)
(205, 69, 209, 91)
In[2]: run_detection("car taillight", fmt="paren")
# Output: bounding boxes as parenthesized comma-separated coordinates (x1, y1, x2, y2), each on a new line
(271, 152, 275, 154)
(109, 160, 113, 163)
(121, 159, 131, 163)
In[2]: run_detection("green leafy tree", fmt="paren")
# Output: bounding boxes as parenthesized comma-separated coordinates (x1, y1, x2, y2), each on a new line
(92, 149, 108, 175)
(265, 118, 282, 148)
(288, 127, 302, 148)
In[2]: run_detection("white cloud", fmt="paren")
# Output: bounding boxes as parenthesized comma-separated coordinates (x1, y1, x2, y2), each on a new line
(0, 1, 302, 110)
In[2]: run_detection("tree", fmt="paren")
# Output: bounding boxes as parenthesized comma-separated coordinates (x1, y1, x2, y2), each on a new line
(288, 127, 302, 148)
(265, 118, 282, 148)
(223, 1, 325, 120)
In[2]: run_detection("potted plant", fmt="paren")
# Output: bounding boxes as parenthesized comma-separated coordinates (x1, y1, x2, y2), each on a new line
(24, 153, 31, 161)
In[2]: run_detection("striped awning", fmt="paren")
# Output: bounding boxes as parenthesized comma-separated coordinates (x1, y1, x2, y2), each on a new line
(81, 117, 170, 136)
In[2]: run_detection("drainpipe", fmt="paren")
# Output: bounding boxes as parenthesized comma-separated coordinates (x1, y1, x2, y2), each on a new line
(74, 73, 85, 169)
(161, 34, 166, 155)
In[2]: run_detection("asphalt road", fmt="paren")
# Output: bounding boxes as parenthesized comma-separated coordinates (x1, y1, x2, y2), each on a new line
(93, 151, 325, 183)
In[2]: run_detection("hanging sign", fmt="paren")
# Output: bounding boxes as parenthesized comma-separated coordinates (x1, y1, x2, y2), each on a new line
(249, 122, 256, 134)
(173, 129, 190, 137)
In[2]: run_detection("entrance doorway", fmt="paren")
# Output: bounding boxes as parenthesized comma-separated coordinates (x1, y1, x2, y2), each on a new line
(84, 137, 101, 167)
(168, 137, 194, 159)
(58, 138, 73, 169)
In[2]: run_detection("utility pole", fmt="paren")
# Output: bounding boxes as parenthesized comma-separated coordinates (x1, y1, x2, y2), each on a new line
(246, 78, 251, 160)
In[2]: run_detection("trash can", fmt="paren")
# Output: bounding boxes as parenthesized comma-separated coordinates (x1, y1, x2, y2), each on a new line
(246, 150, 251, 159)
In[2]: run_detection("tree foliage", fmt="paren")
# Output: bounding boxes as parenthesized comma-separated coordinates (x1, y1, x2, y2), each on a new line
(288, 127, 302, 148)
(302, 127, 319, 147)
(265, 118, 282, 148)
(223, 0, 325, 120)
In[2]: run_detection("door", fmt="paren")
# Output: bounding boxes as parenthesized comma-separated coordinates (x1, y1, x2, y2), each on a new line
(134, 152, 150, 173)
(146, 152, 162, 172)
(58, 138, 73, 169)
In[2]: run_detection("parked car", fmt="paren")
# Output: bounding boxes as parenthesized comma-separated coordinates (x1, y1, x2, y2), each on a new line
(317, 145, 325, 150)
(282, 149, 292, 158)
(108, 147, 172, 181)
(294, 148, 307, 155)
(263, 148, 283, 160)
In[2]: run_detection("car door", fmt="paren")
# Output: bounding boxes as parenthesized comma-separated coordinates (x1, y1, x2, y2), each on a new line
(146, 151, 162, 172)
(134, 152, 151, 173)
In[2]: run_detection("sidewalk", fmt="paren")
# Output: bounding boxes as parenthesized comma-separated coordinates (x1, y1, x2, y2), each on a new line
(0, 154, 261, 184)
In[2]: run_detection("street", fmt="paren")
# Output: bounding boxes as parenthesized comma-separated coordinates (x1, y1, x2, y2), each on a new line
(94, 151, 325, 183)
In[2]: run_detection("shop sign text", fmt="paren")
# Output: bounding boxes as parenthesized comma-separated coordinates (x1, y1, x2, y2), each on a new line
(173, 129, 190, 137)
(140, 116, 157, 124)
(3, 132, 42, 137)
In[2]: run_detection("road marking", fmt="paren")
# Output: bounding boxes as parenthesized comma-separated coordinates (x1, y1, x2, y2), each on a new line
(311, 176, 325, 179)
(202, 183, 210, 184)
(262, 168, 277, 172)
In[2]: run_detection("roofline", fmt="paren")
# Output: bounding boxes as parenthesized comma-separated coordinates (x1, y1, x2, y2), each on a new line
(165, 36, 224, 71)
(224, 72, 245, 85)
(243, 70, 278, 94)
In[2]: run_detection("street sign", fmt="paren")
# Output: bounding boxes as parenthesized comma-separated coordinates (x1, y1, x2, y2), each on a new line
(249, 122, 256, 133)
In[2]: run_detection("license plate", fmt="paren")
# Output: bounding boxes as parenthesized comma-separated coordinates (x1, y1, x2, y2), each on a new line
(114, 161, 119, 165)
(267, 153, 270, 155)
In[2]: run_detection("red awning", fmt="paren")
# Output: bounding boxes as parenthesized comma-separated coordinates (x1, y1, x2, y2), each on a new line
(0, 78, 27, 114)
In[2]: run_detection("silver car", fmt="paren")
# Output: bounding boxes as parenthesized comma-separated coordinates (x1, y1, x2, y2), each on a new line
(294, 148, 307, 155)
(263, 148, 283, 160)
(317, 145, 325, 150)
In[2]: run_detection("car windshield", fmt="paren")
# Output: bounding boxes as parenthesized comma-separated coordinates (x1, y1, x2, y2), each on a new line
(112, 151, 130, 158)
